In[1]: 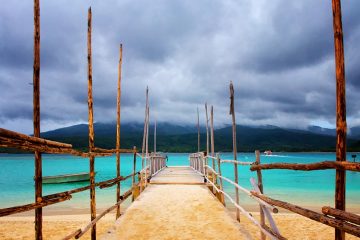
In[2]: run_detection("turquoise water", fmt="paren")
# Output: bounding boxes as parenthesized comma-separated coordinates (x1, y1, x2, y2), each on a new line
(0, 152, 359, 212)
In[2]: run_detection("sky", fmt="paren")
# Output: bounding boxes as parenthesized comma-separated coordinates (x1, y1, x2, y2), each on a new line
(0, 0, 359, 134)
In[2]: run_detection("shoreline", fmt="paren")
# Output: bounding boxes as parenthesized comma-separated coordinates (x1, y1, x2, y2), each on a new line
(1, 212, 359, 240)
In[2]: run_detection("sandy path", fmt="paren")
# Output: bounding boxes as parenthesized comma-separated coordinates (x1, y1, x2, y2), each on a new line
(103, 184, 252, 240)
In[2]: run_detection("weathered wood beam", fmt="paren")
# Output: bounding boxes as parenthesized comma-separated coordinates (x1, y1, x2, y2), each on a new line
(250, 161, 360, 172)
(0, 128, 72, 148)
(87, 7, 96, 239)
(33, 0, 42, 238)
(322, 206, 360, 226)
(332, 0, 347, 239)
(229, 81, 240, 221)
(0, 195, 71, 217)
(116, 43, 123, 219)
(251, 192, 360, 238)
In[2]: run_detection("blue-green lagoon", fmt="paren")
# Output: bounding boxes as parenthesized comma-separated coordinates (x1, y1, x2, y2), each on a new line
(0, 152, 359, 214)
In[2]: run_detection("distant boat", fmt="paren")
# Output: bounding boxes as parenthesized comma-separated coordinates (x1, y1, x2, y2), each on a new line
(264, 150, 272, 155)
(43, 172, 92, 184)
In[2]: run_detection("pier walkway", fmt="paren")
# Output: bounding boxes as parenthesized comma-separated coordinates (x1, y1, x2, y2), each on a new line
(102, 166, 251, 240)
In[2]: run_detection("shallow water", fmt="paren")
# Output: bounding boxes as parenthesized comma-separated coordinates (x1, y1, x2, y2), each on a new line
(0, 152, 359, 211)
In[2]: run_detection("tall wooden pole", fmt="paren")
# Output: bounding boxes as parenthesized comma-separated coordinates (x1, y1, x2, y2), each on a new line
(146, 105, 150, 177)
(210, 106, 216, 182)
(115, 44, 123, 219)
(154, 119, 157, 153)
(229, 81, 240, 222)
(141, 87, 149, 191)
(87, 8, 96, 240)
(33, 0, 42, 239)
(205, 103, 209, 156)
(197, 107, 200, 153)
(132, 146, 137, 202)
(332, 1, 347, 239)
(255, 150, 266, 240)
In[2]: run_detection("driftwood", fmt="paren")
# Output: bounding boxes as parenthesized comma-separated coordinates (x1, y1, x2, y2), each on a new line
(322, 206, 360, 225)
(0, 128, 72, 148)
(229, 81, 240, 221)
(0, 195, 71, 217)
(250, 161, 360, 172)
(332, 0, 347, 239)
(251, 192, 360, 238)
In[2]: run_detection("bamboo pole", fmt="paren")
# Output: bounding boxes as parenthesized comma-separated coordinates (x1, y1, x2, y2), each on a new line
(255, 150, 266, 240)
(332, 1, 347, 239)
(197, 107, 200, 153)
(229, 81, 240, 221)
(115, 43, 123, 219)
(322, 206, 360, 225)
(87, 7, 96, 240)
(33, 0, 42, 238)
(250, 161, 360, 172)
(251, 192, 360, 238)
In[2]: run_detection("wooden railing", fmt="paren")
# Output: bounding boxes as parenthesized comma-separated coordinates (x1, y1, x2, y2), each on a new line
(189, 151, 360, 239)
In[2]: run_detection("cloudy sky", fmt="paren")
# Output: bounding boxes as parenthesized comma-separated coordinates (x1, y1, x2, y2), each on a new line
(0, 0, 359, 134)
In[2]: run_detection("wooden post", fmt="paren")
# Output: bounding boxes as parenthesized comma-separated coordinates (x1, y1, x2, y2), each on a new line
(197, 107, 200, 153)
(132, 146, 137, 202)
(210, 106, 216, 188)
(216, 153, 225, 206)
(87, 8, 96, 240)
(205, 103, 209, 178)
(141, 87, 149, 191)
(154, 119, 157, 153)
(146, 105, 150, 181)
(332, 1, 347, 239)
(33, 0, 42, 239)
(115, 44, 123, 219)
(229, 81, 240, 222)
(255, 150, 266, 240)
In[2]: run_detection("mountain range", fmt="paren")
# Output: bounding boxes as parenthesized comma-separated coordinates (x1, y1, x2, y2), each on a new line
(31, 122, 360, 153)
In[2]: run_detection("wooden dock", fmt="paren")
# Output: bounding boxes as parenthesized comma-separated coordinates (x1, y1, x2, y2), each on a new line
(101, 166, 251, 240)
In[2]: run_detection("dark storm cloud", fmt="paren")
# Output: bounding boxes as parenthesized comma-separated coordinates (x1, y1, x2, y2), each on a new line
(0, 0, 360, 134)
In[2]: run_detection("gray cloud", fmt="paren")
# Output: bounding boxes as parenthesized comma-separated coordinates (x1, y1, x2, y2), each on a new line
(0, 0, 360, 134)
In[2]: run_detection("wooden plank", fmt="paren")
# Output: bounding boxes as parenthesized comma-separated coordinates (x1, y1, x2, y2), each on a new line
(332, 1, 347, 239)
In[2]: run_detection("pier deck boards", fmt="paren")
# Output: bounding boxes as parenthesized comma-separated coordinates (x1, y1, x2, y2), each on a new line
(102, 167, 251, 240)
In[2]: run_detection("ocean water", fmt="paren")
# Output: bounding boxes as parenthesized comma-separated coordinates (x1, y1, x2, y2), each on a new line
(0, 152, 359, 212)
